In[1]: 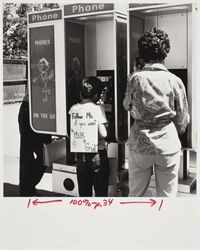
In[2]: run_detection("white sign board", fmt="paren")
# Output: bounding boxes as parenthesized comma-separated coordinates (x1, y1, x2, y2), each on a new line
(70, 110, 98, 152)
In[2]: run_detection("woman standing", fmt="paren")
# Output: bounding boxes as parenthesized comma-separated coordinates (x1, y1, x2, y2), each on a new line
(123, 27, 190, 197)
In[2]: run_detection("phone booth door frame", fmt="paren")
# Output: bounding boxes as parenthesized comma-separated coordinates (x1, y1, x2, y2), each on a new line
(63, 3, 129, 143)
(127, 3, 198, 150)
(127, 3, 198, 184)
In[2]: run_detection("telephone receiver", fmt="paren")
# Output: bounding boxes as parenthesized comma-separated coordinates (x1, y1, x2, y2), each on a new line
(96, 81, 111, 104)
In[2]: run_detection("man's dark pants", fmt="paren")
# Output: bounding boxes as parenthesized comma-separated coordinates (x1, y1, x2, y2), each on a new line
(18, 101, 50, 196)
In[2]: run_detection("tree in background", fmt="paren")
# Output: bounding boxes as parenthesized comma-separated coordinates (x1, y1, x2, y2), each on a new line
(3, 3, 60, 58)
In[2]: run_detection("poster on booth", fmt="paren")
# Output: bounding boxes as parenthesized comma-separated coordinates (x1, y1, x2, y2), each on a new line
(70, 109, 98, 153)
(29, 25, 56, 132)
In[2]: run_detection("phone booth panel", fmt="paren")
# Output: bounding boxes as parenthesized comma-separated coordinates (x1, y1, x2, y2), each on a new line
(116, 15, 128, 143)
(65, 21, 85, 110)
(28, 9, 67, 136)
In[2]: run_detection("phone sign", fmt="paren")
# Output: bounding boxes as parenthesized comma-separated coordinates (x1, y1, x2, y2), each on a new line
(64, 3, 114, 16)
(29, 25, 57, 132)
(29, 10, 62, 23)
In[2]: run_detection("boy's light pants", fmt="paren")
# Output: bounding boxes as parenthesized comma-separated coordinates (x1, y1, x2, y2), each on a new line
(128, 150, 181, 197)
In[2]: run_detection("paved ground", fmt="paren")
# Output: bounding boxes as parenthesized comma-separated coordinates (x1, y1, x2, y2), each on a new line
(3, 102, 62, 197)
(3, 103, 196, 197)
(3, 103, 21, 195)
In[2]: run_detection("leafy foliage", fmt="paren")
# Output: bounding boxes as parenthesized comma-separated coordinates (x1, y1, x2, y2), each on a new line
(3, 3, 60, 58)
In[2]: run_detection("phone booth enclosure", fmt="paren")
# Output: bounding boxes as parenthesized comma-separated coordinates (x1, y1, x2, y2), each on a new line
(28, 9, 67, 136)
(29, 25, 56, 132)
(64, 12, 128, 144)
(128, 4, 196, 149)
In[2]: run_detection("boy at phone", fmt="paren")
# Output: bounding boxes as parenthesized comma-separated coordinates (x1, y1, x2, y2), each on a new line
(69, 76, 110, 197)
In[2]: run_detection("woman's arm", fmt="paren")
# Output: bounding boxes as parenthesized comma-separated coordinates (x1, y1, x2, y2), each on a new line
(173, 78, 190, 134)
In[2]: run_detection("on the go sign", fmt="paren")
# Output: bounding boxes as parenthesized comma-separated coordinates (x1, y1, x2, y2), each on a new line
(64, 3, 114, 16)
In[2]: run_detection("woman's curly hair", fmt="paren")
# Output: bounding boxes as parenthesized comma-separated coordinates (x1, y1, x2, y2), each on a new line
(138, 27, 170, 62)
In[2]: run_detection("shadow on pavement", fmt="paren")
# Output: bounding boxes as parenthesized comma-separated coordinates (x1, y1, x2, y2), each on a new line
(3, 183, 66, 197)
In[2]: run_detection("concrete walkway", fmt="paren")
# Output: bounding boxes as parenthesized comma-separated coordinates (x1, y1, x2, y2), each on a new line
(3, 103, 63, 197)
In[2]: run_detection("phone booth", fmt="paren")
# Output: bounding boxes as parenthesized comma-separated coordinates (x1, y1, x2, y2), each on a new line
(28, 9, 67, 136)
(64, 3, 128, 143)
(128, 3, 198, 193)
(28, 3, 129, 196)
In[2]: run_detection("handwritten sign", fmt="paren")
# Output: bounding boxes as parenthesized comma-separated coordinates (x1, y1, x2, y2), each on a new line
(70, 110, 98, 153)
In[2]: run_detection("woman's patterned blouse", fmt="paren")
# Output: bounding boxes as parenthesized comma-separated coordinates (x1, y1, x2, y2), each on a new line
(123, 63, 190, 154)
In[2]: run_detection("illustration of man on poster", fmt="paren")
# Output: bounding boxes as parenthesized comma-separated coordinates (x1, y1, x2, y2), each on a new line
(33, 57, 55, 102)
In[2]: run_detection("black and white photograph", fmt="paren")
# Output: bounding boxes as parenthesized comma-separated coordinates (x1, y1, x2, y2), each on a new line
(1, 1, 200, 250)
